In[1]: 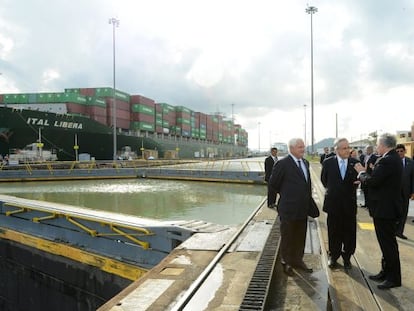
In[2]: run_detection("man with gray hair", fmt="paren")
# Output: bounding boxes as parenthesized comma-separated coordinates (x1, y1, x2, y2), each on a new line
(268, 138, 314, 276)
(354, 133, 403, 289)
(321, 138, 359, 270)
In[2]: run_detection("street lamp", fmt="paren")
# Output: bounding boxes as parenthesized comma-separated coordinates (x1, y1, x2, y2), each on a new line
(109, 17, 120, 161)
(305, 5, 317, 154)
(304, 104, 307, 152)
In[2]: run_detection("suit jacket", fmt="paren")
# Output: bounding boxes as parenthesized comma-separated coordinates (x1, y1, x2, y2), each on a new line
(264, 155, 277, 182)
(320, 156, 359, 215)
(364, 153, 378, 175)
(401, 156, 414, 200)
(268, 155, 312, 221)
(320, 152, 335, 164)
(360, 149, 403, 219)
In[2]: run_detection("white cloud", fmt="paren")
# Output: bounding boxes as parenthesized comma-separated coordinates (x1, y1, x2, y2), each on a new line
(1, 0, 414, 150)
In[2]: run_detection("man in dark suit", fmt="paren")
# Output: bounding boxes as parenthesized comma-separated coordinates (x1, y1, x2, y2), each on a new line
(268, 138, 314, 276)
(395, 144, 414, 239)
(321, 138, 359, 270)
(320, 147, 329, 164)
(265, 147, 278, 208)
(354, 133, 403, 289)
(360, 145, 378, 207)
(358, 149, 365, 163)
(320, 147, 335, 164)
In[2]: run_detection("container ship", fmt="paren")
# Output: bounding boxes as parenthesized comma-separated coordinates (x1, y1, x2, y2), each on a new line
(0, 87, 248, 160)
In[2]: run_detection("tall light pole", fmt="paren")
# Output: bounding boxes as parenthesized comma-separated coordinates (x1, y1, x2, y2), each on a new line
(306, 5, 317, 154)
(109, 17, 120, 161)
(304, 104, 307, 152)
(335, 113, 338, 138)
(231, 103, 235, 145)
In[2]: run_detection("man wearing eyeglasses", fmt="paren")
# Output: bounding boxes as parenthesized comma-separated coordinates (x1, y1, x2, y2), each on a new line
(395, 144, 414, 240)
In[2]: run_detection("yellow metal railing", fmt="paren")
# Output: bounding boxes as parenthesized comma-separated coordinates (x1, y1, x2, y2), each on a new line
(2, 202, 153, 249)
(108, 225, 150, 249)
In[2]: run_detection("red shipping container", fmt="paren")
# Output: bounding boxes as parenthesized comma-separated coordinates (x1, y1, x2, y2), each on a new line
(87, 106, 106, 117)
(79, 88, 97, 97)
(130, 95, 155, 107)
(107, 109, 130, 120)
(131, 112, 155, 123)
(106, 98, 130, 111)
(117, 119, 130, 130)
(66, 102, 86, 115)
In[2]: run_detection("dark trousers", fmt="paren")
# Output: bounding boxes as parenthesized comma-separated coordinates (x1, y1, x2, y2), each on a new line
(280, 218, 307, 265)
(267, 184, 277, 206)
(327, 213, 357, 261)
(373, 218, 401, 284)
(362, 184, 369, 206)
(397, 197, 410, 235)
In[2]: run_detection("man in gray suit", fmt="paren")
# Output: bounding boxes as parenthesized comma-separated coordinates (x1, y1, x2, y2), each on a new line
(268, 138, 314, 276)
(395, 144, 414, 239)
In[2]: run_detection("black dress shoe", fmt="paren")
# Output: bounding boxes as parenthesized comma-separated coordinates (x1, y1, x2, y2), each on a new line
(328, 258, 338, 269)
(293, 262, 313, 273)
(377, 280, 401, 290)
(397, 233, 408, 240)
(282, 263, 294, 276)
(369, 271, 386, 282)
(343, 260, 352, 270)
(268, 203, 277, 209)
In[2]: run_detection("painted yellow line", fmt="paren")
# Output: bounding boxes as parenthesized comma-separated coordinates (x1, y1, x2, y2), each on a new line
(0, 227, 147, 281)
(358, 222, 375, 230)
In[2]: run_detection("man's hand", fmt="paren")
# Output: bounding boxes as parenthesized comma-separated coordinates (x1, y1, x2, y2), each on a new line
(354, 162, 365, 173)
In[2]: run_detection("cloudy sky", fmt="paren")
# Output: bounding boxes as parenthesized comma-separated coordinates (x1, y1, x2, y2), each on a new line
(1, 0, 414, 150)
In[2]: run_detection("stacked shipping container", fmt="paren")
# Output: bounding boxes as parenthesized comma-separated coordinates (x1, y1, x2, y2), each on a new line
(130, 95, 155, 132)
(1, 87, 248, 147)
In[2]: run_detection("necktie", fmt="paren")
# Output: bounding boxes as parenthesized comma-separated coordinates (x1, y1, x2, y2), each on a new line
(340, 159, 346, 180)
(297, 160, 307, 181)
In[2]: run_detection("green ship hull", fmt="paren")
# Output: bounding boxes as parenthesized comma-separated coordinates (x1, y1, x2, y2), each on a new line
(0, 107, 248, 160)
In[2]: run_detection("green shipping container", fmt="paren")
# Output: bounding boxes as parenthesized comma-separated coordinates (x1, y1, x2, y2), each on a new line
(131, 104, 155, 115)
(176, 118, 191, 125)
(86, 97, 106, 107)
(175, 106, 192, 114)
(130, 121, 155, 131)
(95, 88, 130, 102)
(64, 88, 81, 93)
(158, 103, 174, 112)
(63, 93, 87, 104)
(4, 94, 28, 104)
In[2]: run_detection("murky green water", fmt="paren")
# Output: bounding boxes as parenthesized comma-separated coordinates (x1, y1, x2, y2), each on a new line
(0, 179, 265, 225)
